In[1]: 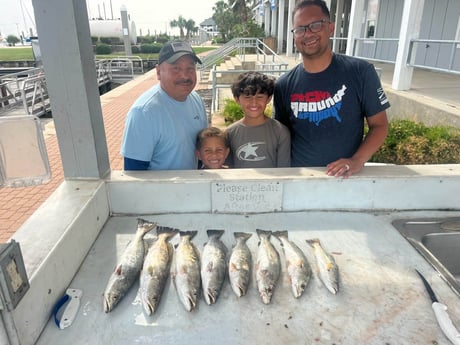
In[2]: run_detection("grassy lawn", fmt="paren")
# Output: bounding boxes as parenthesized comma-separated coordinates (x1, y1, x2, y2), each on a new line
(96, 46, 216, 60)
(0, 46, 215, 62)
(0, 47, 34, 61)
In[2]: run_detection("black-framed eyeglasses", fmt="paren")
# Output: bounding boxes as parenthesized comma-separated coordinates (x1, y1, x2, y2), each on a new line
(291, 19, 330, 37)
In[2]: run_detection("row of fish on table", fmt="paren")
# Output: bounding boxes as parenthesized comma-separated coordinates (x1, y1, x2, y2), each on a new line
(102, 218, 340, 315)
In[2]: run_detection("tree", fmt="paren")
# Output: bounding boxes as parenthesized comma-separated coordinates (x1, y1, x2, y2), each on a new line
(229, 0, 248, 23)
(6, 35, 20, 46)
(233, 18, 265, 38)
(212, 0, 236, 41)
(212, 0, 264, 42)
(185, 19, 197, 39)
(170, 15, 187, 39)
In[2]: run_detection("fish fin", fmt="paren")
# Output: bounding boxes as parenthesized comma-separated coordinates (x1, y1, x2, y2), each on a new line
(229, 262, 237, 272)
(180, 265, 188, 274)
(115, 264, 122, 275)
(234, 232, 252, 242)
(206, 261, 214, 272)
(256, 229, 271, 239)
(206, 229, 225, 238)
(295, 258, 304, 268)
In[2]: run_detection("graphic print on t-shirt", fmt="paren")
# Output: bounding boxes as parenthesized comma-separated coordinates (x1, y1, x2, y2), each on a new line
(236, 142, 266, 162)
(290, 85, 347, 126)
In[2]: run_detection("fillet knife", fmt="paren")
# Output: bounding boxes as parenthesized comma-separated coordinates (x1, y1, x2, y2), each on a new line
(415, 269, 460, 345)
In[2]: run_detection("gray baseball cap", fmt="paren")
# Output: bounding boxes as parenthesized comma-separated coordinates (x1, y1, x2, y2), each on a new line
(158, 41, 202, 64)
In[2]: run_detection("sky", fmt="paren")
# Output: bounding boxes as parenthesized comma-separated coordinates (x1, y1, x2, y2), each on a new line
(0, 0, 218, 38)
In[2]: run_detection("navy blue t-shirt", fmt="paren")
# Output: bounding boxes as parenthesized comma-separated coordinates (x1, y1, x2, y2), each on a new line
(274, 54, 390, 167)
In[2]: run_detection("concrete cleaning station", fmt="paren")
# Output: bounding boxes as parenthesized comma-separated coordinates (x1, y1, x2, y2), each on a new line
(0, 0, 460, 344)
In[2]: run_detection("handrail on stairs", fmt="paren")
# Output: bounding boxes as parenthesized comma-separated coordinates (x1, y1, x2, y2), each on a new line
(198, 37, 289, 81)
(199, 37, 291, 114)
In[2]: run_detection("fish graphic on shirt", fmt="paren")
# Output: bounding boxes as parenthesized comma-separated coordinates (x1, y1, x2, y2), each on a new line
(236, 142, 266, 162)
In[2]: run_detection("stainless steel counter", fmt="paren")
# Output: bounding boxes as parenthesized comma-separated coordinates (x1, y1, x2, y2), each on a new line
(36, 211, 460, 345)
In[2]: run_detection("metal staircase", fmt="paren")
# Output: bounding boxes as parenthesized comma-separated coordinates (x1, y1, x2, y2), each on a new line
(198, 37, 289, 82)
(198, 37, 292, 113)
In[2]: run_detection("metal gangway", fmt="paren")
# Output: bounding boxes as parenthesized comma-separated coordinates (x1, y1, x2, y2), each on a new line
(0, 56, 144, 117)
(0, 68, 50, 117)
(104, 56, 144, 84)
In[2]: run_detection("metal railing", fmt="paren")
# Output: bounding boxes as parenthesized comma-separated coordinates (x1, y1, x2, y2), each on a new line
(200, 38, 290, 112)
(199, 37, 289, 80)
(0, 57, 129, 117)
(0, 68, 50, 117)
(107, 56, 144, 83)
(407, 39, 460, 75)
(210, 67, 289, 113)
(95, 59, 112, 86)
(352, 37, 400, 64)
(351, 37, 460, 75)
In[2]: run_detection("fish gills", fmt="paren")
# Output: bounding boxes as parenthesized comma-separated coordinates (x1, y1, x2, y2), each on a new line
(229, 232, 252, 297)
(255, 229, 281, 304)
(201, 229, 227, 305)
(173, 231, 201, 312)
(103, 218, 156, 313)
(273, 231, 311, 298)
(140, 226, 178, 315)
(306, 238, 339, 294)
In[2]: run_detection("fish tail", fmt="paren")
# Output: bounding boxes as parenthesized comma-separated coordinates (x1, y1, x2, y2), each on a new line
(306, 238, 321, 247)
(156, 226, 179, 239)
(256, 229, 272, 239)
(272, 230, 288, 240)
(233, 232, 252, 242)
(206, 229, 225, 238)
(136, 218, 156, 235)
(179, 230, 198, 240)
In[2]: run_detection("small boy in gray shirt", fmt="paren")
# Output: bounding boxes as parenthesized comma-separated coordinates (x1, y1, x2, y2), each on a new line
(225, 71, 291, 168)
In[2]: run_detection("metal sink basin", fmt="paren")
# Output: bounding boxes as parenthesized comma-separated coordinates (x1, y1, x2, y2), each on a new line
(392, 217, 460, 296)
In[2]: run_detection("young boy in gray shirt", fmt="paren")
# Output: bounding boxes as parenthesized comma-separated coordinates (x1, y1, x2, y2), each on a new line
(225, 71, 291, 168)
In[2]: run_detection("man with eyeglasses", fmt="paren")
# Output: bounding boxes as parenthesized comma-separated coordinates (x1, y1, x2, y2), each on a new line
(274, 0, 390, 178)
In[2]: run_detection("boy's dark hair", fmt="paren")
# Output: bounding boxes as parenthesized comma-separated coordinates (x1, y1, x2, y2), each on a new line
(196, 127, 228, 150)
(231, 71, 275, 98)
(292, 0, 330, 21)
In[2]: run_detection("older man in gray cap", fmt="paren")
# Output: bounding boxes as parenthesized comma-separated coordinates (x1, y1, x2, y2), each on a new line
(121, 41, 208, 170)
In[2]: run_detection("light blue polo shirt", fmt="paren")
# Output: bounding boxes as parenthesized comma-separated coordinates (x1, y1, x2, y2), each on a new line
(121, 84, 207, 170)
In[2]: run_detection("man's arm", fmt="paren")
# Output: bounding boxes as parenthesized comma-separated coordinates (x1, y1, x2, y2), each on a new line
(351, 111, 389, 166)
(124, 157, 150, 170)
(326, 111, 388, 177)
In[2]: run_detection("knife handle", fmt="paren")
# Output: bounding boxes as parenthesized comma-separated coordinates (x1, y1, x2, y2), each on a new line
(432, 302, 460, 345)
(60, 289, 82, 329)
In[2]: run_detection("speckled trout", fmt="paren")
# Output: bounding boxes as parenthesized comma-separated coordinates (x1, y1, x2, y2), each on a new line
(273, 231, 311, 298)
(228, 232, 252, 297)
(103, 218, 156, 313)
(201, 229, 227, 305)
(255, 229, 280, 304)
(139, 226, 178, 315)
(172, 231, 201, 311)
(306, 238, 339, 294)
